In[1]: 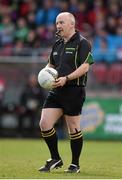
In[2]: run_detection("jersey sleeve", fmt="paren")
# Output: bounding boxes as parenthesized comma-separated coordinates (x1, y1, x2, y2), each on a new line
(48, 50, 55, 66)
(78, 39, 94, 65)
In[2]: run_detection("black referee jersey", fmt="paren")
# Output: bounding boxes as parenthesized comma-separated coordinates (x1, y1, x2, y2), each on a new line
(48, 31, 94, 87)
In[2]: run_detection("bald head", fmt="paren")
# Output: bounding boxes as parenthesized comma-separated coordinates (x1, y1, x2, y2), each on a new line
(56, 12, 76, 26)
(56, 12, 76, 41)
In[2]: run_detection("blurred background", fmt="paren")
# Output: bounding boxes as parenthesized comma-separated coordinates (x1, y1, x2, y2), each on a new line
(0, 0, 122, 140)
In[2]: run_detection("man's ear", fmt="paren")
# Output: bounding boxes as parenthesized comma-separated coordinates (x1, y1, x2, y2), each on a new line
(71, 22, 74, 25)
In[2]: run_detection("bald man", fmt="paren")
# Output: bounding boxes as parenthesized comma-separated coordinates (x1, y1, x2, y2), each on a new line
(38, 12, 94, 173)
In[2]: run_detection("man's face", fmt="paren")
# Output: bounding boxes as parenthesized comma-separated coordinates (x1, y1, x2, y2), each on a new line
(56, 15, 73, 38)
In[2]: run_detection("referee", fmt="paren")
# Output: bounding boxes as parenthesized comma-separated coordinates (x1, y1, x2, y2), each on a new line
(38, 12, 94, 173)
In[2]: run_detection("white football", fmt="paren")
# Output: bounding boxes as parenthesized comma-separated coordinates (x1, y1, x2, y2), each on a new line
(38, 67, 58, 89)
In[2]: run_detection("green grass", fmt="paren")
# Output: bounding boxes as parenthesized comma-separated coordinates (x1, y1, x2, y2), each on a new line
(0, 139, 122, 179)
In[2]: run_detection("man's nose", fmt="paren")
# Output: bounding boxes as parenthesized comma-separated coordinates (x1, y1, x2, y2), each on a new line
(56, 24, 61, 29)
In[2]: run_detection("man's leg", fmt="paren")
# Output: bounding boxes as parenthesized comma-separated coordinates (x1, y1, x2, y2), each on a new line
(65, 115, 83, 173)
(39, 108, 63, 172)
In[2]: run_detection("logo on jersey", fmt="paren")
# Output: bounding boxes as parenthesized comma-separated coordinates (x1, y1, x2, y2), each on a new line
(65, 47, 76, 54)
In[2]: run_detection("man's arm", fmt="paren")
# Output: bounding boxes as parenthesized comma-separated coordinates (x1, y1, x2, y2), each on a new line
(65, 49, 94, 81)
(65, 63, 89, 81)
(53, 62, 89, 87)
(53, 39, 94, 87)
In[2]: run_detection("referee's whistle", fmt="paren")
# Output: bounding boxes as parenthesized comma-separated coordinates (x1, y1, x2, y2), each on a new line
(56, 30, 61, 38)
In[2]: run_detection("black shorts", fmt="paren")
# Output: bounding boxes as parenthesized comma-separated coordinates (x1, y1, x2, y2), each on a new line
(43, 86, 86, 116)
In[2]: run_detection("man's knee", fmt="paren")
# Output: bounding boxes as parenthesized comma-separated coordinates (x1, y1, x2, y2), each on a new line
(65, 115, 81, 133)
(39, 117, 47, 130)
(39, 117, 53, 131)
(67, 120, 81, 133)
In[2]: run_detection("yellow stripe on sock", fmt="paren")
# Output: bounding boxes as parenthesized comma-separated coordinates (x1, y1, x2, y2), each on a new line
(42, 130, 56, 137)
(41, 128, 55, 136)
(70, 134, 83, 140)
(70, 132, 82, 138)
(70, 132, 83, 140)
(41, 128, 56, 137)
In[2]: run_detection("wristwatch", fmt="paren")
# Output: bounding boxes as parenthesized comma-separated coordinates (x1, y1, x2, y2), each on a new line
(65, 76, 69, 82)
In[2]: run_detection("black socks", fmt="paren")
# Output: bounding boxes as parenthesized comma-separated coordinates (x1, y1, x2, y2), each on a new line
(70, 131, 83, 166)
(41, 128, 61, 160)
(41, 128, 83, 166)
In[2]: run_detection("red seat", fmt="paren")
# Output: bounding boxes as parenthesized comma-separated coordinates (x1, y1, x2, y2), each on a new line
(107, 64, 122, 85)
(92, 63, 108, 84)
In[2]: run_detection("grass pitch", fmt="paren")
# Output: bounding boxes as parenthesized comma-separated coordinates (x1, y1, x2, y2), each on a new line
(0, 139, 122, 179)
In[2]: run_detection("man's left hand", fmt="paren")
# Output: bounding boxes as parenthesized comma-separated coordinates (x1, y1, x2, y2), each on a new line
(52, 77, 67, 88)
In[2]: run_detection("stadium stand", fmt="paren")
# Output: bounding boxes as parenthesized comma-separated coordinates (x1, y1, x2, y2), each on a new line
(107, 63, 122, 85)
(92, 63, 108, 84)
